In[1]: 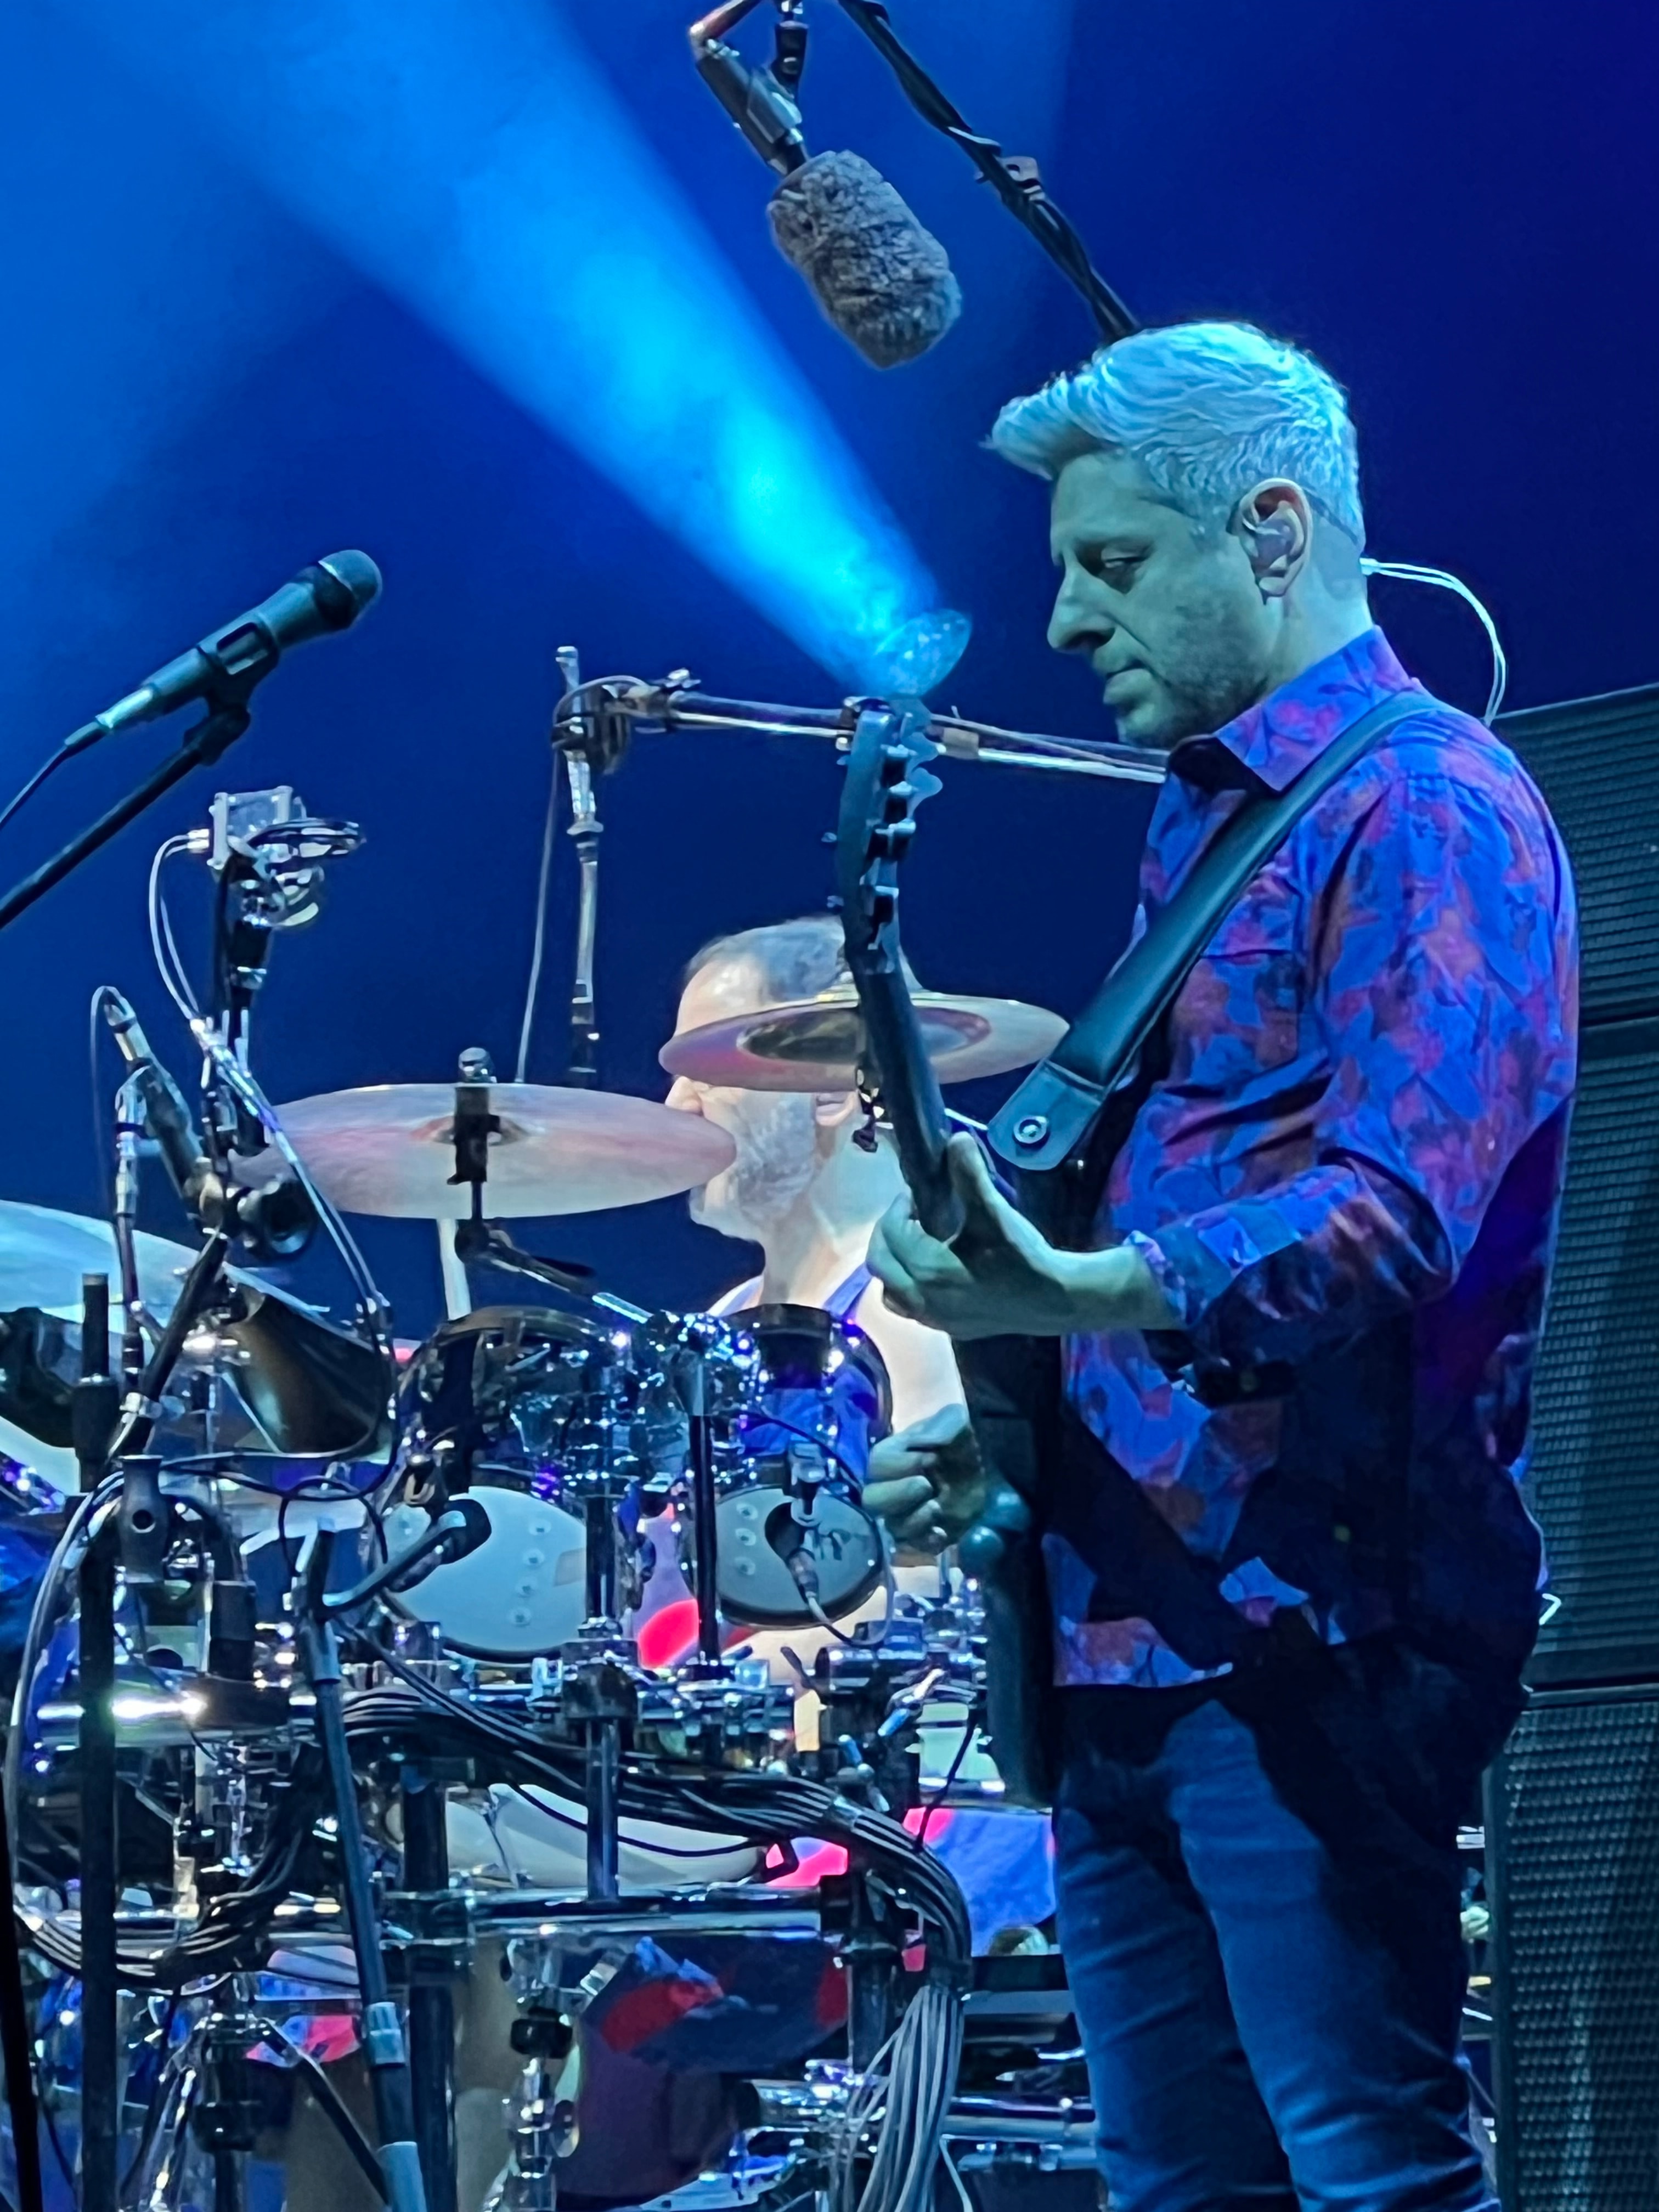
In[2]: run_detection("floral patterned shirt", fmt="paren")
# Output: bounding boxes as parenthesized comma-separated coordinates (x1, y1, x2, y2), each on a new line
(1050, 629, 1578, 1687)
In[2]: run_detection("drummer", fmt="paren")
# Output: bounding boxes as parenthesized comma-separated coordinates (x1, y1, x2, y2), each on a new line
(664, 913, 964, 1429)
(659, 916, 1055, 1943)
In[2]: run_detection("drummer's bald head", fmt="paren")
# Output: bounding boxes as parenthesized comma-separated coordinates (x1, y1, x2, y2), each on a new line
(685, 915, 919, 1006)
(685, 914, 849, 1006)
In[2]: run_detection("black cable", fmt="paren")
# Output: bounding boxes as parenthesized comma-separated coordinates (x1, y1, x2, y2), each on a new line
(0, 748, 72, 843)
(916, 1722, 973, 1847)
(832, 0, 1138, 345)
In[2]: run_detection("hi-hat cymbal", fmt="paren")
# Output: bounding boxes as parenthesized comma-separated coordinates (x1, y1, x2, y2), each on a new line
(659, 992, 1066, 1092)
(241, 1084, 737, 1220)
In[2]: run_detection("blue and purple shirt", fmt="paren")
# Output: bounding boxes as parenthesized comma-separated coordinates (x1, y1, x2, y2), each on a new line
(1049, 629, 1578, 1688)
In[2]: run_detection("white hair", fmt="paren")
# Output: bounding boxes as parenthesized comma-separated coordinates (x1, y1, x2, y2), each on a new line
(989, 321, 1365, 548)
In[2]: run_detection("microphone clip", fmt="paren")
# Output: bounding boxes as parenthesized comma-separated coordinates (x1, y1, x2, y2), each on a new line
(689, 0, 809, 176)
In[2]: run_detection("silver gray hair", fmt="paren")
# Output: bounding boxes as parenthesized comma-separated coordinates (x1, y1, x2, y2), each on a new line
(989, 321, 1365, 548)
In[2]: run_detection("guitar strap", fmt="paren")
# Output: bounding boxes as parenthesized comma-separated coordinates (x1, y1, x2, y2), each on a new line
(986, 690, 1425, 1211)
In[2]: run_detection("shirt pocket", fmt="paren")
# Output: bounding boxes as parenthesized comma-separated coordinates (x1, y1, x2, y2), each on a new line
(1168, 887, 1304, 1090)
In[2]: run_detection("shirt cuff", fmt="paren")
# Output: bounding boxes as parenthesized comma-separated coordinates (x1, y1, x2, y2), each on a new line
(1122, 1224, 1237, 1336)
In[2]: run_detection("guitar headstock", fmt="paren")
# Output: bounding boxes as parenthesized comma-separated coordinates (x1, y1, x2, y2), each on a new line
(834, 701, 944, 973)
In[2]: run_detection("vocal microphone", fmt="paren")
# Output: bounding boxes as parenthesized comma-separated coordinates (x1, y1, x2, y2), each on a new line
(100, 992, 315, 1259)
(66, 552, 383, 753)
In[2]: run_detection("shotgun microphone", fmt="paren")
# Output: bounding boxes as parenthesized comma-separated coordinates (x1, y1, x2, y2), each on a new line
(769, 149, 961, 369)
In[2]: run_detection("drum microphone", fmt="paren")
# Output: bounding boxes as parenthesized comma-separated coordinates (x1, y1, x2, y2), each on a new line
(100, 991, 315, 1259)
(769, 150, 961, 369)
(66, 552, 383, 753)
(419, 1496, 492, 1572)
(101, 995, 211, 1207)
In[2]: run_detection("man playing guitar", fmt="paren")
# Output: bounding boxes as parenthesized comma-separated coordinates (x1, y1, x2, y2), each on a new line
(860, 321, 1578, 2212)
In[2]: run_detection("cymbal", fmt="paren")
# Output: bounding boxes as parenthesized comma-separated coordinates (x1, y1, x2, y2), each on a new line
(241, 1083, 737, 1220)
(658, 992, 1066, 1092)
(0, 1201, 387, 1468)
(0, 1201, 201, 1322)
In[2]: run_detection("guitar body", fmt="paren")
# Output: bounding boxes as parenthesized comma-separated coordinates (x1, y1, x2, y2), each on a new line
(834, 702, 1062, 1806)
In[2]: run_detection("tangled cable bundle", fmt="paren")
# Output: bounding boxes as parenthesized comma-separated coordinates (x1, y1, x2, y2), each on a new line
(348, 1648, 970, 2212)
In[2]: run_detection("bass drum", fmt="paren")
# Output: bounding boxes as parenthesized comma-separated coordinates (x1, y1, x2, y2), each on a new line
(385, 1305, 625, 1660)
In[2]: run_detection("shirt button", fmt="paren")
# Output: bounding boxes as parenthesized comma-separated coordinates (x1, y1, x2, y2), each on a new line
(1012, 1114, 1048, 1147)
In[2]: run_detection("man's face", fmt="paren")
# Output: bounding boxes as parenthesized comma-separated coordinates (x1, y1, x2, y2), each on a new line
(1046, 449, 1277, 749)
(665, 956, 828, 1239)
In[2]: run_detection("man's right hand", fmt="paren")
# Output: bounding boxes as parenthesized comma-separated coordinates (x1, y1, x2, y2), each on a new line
(861, 1404, 987, 1558)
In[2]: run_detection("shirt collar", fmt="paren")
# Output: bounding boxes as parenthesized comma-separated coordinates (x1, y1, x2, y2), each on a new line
(1169, 628, 1420, 795)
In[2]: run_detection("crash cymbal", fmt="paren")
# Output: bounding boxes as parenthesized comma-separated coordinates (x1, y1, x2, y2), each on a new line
(240, 1084, 737, 1220)
(0, 1201, 201, 1321)
(658, 992, 1067, 1092)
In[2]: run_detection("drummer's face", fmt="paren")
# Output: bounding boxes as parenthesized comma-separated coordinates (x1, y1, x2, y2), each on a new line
(667, 956, 831, 1235)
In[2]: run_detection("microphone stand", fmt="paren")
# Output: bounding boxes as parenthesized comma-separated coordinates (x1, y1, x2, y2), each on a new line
(76, 1233, 233, 2212)
(292, 1531, 433, 2212)
(0, 702, 253, 939)
(555, 646, 602, 1088)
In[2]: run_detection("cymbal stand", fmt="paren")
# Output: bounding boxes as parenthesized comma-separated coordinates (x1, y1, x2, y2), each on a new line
(680, 1348, 724, 1671)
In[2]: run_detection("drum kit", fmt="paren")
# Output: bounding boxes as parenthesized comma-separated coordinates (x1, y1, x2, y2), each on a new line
(0, 676, 1133, 2212)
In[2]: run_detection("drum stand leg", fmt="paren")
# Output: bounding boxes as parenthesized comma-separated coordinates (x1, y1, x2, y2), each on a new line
(402, 1768, 459, 2212)
(191, 1993, 259, 2212)
(575, 1497, 627, 1905)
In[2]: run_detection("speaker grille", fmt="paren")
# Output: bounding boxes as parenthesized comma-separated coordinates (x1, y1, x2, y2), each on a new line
(1526, 1022, 1659, 1684)
(1500, 684, 1659, 1024)
(1491, 1685, 1659, 2211)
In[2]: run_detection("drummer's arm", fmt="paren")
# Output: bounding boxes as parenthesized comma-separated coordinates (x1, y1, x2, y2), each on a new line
(852, 1284, 964, 1431)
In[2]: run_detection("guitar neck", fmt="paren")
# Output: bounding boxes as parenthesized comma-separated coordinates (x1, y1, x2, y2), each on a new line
(834, 699, 965, 1246)
(854, 962, 963, 1245)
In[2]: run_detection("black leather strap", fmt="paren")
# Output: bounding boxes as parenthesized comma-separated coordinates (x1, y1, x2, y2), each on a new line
(988, 690, 1425, 1173)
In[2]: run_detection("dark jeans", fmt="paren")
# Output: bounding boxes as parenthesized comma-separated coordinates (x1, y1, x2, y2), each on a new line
(1052, 1635, 1522, 2212)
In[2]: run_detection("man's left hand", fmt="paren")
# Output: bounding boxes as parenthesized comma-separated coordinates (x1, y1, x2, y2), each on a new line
(866, 1132, 1180, 1341)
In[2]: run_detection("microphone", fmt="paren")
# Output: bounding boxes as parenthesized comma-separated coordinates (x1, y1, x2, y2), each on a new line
(101, 994, 207, 1204)
(769, 150, 961, 369)
(100, 991, 315, 1259)
(67, 551, 382, 752)
(428, 1496, 492, 1568)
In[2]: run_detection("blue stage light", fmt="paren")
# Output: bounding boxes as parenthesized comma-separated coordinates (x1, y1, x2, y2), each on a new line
(65, 0, 963, 692)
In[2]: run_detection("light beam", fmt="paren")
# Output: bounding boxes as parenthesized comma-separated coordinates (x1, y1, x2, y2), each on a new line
(64, 0, 958, 690)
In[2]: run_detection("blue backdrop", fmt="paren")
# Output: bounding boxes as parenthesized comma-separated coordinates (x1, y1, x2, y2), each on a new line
(0, 0, 1652, 1341)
